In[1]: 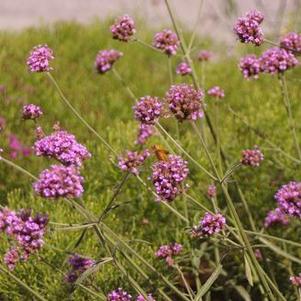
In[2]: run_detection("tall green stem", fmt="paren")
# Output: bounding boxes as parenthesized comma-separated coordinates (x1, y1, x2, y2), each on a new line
(46, 72, 117, 156)
(279, 74, 301, 160)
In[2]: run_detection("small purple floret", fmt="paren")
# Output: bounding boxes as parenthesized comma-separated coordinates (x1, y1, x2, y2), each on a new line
(192, 212, 226, 238)
(153, 29, 179, 56)
(166, 84, 204, 122)
(22, 104, 43, 120)
(27, 44, 54, 72)
(151, 154, 189, 201)
(275, 182, 301, 218)
(111, 15, 136, 42)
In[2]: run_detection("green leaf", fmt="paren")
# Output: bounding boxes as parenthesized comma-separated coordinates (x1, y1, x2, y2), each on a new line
(260, 238, 301, 264)
(232, 285, 251, 301)
(194, 264, 222, 300)
(244, 254, 253, 287)
(75, 257, 113, 285)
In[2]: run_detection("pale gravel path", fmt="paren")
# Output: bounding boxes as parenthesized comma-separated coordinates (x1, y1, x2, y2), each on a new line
(0, 0, 300, 43)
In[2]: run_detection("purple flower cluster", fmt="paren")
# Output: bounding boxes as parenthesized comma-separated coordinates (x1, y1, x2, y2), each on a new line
(0, 208, 48, 270)
(176, 62, 192, 76)
(280, 32, 301, 54)
(166, 84, 204, 122)
(198, 50, 213, 62)
(192, 212, 226, 238)
(155, 242, 182, 266)
(207, 184, 217, 198)
(27, 44, 54, 72)
(95, 49, 123, 74)
(259, 47, 298, 74)
(290, 274, 301, 287)
(264, 208, 289, 228)
(111, 15, 136, 42)
(136, 124, 154, 145)
(33, 165, 84, 199)
(34, 130, 91, 167)
(274, 181, 301, 218)
(151, 154, 189, 201)
(233, 10, 264, 46)
(0, 116, 5, 131)
(118, 149, 150, 175)
(22, 104, 43, 120)
(241, 146, 264, 167)
(207, 86, 225, 99)
(133, 96, 162, 124)
(239, 54, 261, 79)
(8, 134, 31, 159)
(153, 29, 179, 56)
(107, 288, 132, 301)
(65, 254, 95, 283)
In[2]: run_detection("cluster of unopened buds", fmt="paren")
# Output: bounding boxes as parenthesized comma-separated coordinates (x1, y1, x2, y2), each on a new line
(155, 242, 182, 266)
(107, 288, 156, 301)
(192, 212, 226, 238)
(240, 146, 264, 167)
(65, 254, 95, 283)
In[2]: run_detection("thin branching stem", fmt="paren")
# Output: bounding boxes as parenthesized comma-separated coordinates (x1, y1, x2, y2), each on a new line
(46, 72, 117, 156)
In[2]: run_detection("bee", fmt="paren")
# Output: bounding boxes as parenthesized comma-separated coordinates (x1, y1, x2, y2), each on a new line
(151, 144, 170, 161)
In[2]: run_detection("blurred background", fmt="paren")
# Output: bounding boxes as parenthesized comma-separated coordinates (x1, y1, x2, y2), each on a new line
(1, 0, 301, 43)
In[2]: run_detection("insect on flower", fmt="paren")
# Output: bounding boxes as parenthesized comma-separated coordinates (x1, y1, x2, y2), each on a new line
(151, 145, 169, 161)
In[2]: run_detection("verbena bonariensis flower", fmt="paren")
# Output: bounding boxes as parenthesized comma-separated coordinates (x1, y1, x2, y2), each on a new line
(34, 130, 91, 167)
(33, 165, 84, 199)
(153, 29, 179, 56)
(22, 104, 43, 120)
(133, 96, 162, 124)
(264, 208, 289, 228)
(207, 86, 225, 99)
(259, 47, 298, 74)
(0, 116, 6, 131)
(290, 274, 301, 287)
(275, 182, 301, 218)
(155, 242, 182, 266)
(95, 49, 123, 74)
(107, 288, 132, 301)
(0, 208, 48, 270)
(136, 124, 154, 145)
(118, 150, 150, 175)
(239, 54, 261, 79)
(198, 50, 213, 62)
(151, 154, 189, 201)
(233, 10, 264, 46)
(8, 134, 31, 159)
(111, 15, 136, 42)
(176, 62, 192, 76)
(241, 146, 264, 167)
(192, 212, 226, 238)
(65, 254, 95, 283)
(166, 84, 204, 122)
(207, 184, 217, 198)
(136, 295, 156, 301)
(27, 44, 54, 72)
(4, 248, 20, 270)
(280, 32, 301, 54)
(255, 249, 263, 261)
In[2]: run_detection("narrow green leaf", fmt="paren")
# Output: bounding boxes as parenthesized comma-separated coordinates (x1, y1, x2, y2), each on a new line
(260, 238, 301, 264)
(194, 264, 222, 300)
(232, 285, 251, 301)
(244, 254, 253, 287)
(75, 257, 113, 285)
